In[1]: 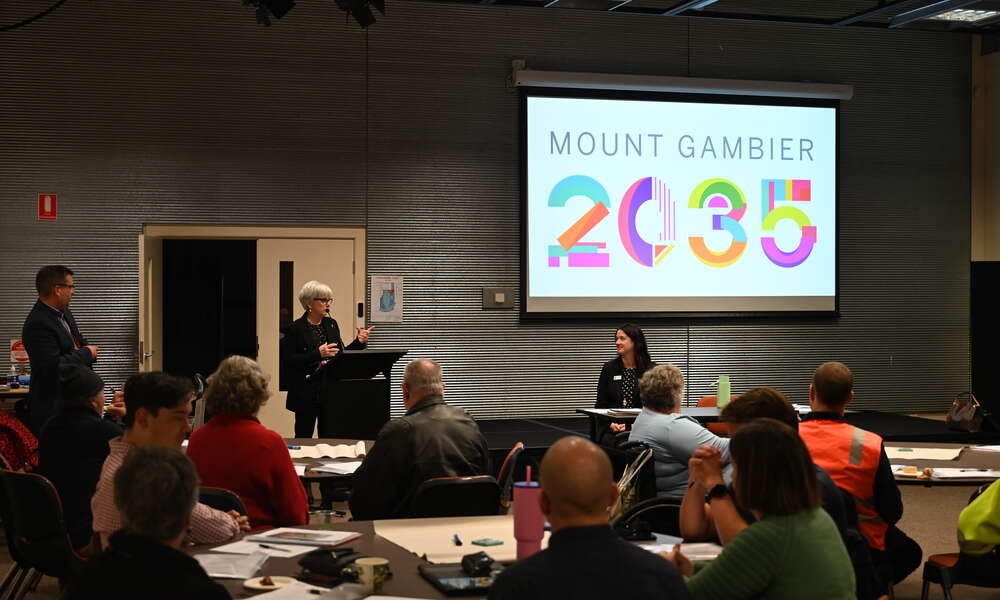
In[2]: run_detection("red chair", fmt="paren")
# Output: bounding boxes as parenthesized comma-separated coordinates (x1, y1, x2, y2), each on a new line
(697, 396, 733, 436)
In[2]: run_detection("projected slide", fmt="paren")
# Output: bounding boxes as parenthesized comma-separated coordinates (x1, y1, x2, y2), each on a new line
(523, 92, 837, 315)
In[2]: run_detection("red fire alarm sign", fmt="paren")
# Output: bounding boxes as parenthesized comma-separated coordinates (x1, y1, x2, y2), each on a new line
(38, 194, 58, 221)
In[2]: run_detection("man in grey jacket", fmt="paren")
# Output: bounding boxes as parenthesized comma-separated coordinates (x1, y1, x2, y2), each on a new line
(349, 359, 490, 520)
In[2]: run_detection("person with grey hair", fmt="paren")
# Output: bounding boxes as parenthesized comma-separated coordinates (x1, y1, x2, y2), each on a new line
(628, 364, 731, 499)
(187, 356, 309, 528)
(281, 279, 374, 437)
(349, 359, 490, 520)
(67, 446, 230, 599)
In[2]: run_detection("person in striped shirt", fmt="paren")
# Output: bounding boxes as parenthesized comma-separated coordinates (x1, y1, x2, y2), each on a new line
(91, 372, 248, 548)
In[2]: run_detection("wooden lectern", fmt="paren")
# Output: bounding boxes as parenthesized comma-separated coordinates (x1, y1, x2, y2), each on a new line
(315, 349, 407, 440)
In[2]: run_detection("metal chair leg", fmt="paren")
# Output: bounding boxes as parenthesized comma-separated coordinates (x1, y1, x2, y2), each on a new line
(0, 564, 22, 599)
(920, 578, 930, 600)
(2, 567, 29, 600)
(11, 570, 39, 600)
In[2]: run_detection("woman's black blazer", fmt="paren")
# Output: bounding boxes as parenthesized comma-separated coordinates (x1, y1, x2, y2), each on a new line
(280, 313, 365, 412)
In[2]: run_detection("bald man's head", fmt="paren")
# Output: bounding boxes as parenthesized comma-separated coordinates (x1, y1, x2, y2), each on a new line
(812, 361, 854, 409)
(539, 437, 617, 526)
(402, 359, 444, 409)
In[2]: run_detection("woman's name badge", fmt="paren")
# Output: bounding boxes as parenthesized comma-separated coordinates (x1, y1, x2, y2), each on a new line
(613, 375, 622, 381)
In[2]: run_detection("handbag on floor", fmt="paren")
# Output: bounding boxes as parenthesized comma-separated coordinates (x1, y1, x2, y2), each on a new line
(947, 392, 984, 432)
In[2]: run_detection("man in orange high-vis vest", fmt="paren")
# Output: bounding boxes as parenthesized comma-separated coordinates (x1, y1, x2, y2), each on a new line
(799, 361, 922, 586)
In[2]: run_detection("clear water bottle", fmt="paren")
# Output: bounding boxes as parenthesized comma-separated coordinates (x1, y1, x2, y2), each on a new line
(8, 365, 19, 390)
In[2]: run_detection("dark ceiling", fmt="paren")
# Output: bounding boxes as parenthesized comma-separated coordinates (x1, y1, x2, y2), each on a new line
(414, 0, 1000, 33)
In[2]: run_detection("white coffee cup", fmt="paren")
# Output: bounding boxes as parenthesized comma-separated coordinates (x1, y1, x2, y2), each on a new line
(353, 556, 390, 594)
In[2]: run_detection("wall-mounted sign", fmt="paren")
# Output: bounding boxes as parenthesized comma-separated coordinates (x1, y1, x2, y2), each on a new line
(10, 339, 28, 363)
(370, 276, 403, 323)
(38, 193, 57, 221)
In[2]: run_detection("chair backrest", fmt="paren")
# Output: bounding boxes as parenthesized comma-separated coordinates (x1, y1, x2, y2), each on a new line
(697, 396, 732, 436)
(0, 470, 85, 577)
(198, 486, 247, 515)
(618, 497, 682, 536)
(697, 395, 718, 407)
(411, 475, 501, 518)
(497, 442, 525, 510)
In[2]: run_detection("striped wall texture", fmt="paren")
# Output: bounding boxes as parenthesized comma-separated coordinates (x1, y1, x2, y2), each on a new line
(0, 0, 970, 417)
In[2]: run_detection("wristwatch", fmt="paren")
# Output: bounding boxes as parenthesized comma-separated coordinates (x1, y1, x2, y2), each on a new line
(704, 484, 730, 504)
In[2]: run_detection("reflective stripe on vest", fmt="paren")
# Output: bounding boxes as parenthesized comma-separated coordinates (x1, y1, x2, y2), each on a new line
(800, 419, 889, 551)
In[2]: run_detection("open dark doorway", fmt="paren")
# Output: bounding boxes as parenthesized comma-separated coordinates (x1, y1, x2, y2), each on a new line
(162, 240, 257, 380)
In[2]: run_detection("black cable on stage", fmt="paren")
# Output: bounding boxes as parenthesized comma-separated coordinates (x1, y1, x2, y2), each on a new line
(1, 0, 71, 32)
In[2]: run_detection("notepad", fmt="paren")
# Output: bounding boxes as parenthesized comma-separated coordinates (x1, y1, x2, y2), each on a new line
(211, 539, 313, 558)
(884, 446, 963, 461)
(246, 528, 362, 547)
(311, 461, 364, 475)
(289, 442, 366, 460)
(194, 551, 268, 579)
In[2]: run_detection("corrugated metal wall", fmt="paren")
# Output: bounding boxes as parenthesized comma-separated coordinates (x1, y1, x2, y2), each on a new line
(0, 1, 970, 418)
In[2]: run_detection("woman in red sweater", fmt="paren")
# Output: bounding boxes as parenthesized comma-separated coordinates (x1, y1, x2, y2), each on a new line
(187, 356, 308, 529)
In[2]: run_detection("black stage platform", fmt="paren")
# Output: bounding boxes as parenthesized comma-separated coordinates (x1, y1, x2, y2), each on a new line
(477, 411, 1000, 473)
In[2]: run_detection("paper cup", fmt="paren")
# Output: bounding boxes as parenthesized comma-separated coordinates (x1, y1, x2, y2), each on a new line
(354, 556, 390, 594)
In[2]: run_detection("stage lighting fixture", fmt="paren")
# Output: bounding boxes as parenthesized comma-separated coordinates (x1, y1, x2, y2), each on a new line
(334, 0, 385, 28)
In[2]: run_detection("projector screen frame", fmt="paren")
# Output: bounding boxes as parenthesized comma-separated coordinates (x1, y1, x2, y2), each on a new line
(518, 85, 841, 321)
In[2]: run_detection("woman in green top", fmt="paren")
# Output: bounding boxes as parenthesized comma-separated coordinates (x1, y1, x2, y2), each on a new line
(667, 418, 856, 600)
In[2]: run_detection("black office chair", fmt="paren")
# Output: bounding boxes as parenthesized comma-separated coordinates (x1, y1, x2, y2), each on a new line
(411, 475, 501, 518)
(497, 442, 525, 513)
(0, 470, 86, 598)
(198, 486, 247, 515)
(617, 497, 682, 537)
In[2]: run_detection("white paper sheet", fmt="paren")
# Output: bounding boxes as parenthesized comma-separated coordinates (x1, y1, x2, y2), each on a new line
(375, 514, 550, 563)
(311, 461, 364, 475)
(293, 464, 306, 476)
(884, 446, 964, 461)
(194, 551, 268, 578)
(974, 445, 1000, 452)
(246, 527, 362, 547)
(927, 468, 1000, 480)
(247, 580, 334, 599)
(289, 442, 366, 460)
(211, 539, 313, 557)
(641, 542, 723, 561)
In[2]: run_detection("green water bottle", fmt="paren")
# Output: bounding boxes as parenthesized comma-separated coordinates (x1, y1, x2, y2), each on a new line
(716, 375, 730, 408)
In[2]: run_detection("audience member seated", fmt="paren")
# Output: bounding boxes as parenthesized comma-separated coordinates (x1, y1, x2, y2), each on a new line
(680, 387, 883, 600)
(680, 387, 847, 543)
(187, 355, 308, 529)
(349, 359, 490, 520)
(92, 372, 247, 547)
(666, 419, 856, 600)
(799, 361, 922, 584)
(628, 364, 730, 499)
(67, 445, 229, 600)
(488, 436, 690, 600)
(37, 365, 123, 551)
(958, 479, 1000, 578)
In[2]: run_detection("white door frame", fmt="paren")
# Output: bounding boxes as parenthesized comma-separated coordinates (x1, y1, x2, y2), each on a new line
(137, 225, 366, 374)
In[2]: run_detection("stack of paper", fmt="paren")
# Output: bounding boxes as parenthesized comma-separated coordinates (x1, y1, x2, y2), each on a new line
(289, 442, 366, 460)
(311, 461, 364, 475)
(884, 446, 964, 461)
(195, 550, 268, 579)
(246, 527, 362, 547)
(974, 445, 1000, 453)
(641, 542, 723, 561)
(211, 540, 313, 558)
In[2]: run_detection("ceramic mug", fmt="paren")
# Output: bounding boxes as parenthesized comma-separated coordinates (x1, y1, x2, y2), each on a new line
(345, 556, 390, 594)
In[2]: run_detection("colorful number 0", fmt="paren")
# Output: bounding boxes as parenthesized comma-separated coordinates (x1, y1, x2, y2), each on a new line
(547, 175, 611, 267)
(687, 178, 748, 268)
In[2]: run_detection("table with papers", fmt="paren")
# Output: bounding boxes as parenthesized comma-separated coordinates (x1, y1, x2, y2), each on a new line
(285, 438, 373, 483)
(887, 441, 1000, 485)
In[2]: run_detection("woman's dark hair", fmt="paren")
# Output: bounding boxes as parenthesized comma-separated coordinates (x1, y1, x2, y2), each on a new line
(616, 324, 652, 374)
(730, 418, 820, 517)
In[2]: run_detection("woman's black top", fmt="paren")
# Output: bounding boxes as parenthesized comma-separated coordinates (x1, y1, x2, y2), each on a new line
(595, 358, 656, 409)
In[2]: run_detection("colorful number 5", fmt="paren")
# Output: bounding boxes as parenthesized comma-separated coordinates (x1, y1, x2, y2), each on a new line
(760, 179, 816, 268)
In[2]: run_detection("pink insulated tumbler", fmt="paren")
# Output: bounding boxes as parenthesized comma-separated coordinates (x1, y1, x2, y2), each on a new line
(513, 480, 544, 560)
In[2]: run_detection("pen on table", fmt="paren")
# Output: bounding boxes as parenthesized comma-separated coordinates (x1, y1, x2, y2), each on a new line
(960, 468, 989, 472)
(453, 533, 463, 546)
(287, 445, 301, 450)
(258, 543, 291, 552)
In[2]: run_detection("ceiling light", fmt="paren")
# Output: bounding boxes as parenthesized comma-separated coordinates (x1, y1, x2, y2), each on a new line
(929, 8, 1000, 21)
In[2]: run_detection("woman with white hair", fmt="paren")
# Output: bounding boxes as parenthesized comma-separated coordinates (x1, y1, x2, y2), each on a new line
(280, 280, 372, 437)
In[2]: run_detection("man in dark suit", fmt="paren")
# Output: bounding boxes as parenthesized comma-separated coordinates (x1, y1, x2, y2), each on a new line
(22, 265, 100, 433)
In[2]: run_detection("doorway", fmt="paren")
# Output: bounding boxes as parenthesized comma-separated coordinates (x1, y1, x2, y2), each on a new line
(139, 225, 367, 436)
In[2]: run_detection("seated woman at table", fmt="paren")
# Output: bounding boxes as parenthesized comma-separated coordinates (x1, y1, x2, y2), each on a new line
(595, 324, 656, 441)
(666, 418, 856, 600)
(628, 364, 730, 499)
(187, 355, 308, 530)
